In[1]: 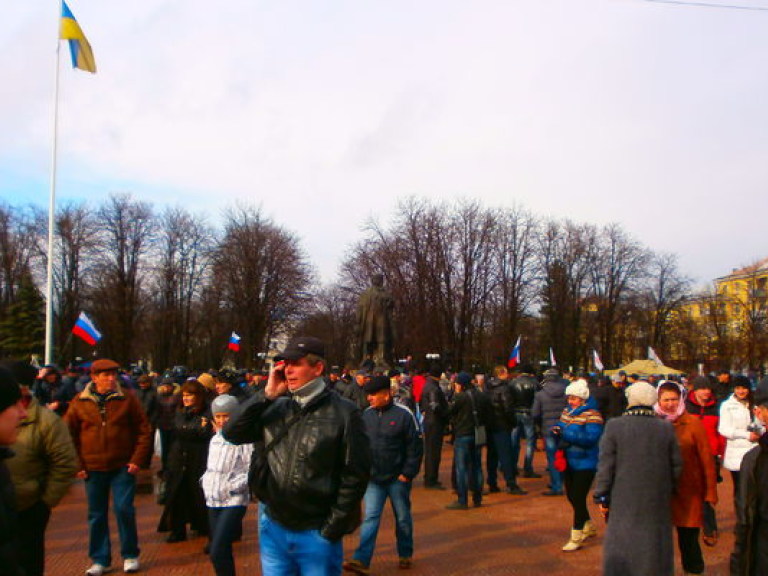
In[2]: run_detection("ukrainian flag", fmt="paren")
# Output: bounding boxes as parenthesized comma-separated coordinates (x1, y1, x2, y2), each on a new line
(60, 1, 96, 73)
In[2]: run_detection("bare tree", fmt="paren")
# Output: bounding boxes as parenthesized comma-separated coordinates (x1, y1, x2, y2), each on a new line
(589, 224, 650, 367)
(148, 207, 214, 368)
(88, 194, 155, 364)
(212, 205, 313, 367)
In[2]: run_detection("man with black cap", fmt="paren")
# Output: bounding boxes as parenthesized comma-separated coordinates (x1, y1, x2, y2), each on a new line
(223, 336, 371, 576)
(65, 358, 152, 576)
(419, 364, 449, 490)
(343, 375, 423, 574)
(0, 366, 28, 576)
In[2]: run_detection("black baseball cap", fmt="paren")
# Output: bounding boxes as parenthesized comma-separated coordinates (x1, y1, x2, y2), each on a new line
(275, 336, 325, 361)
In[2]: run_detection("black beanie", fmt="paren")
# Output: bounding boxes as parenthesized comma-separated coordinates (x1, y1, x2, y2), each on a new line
(0, 367, 21, 413)
(0, 360, 37, 387)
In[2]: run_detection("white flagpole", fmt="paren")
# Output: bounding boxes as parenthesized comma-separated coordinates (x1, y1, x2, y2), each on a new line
(45, 3, 63, 365)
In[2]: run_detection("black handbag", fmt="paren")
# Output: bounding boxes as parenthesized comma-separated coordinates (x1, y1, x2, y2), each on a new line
(468, 390, 487, 447)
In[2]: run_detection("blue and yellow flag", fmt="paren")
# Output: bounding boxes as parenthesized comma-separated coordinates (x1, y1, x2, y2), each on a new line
(60, 1, 96, 73)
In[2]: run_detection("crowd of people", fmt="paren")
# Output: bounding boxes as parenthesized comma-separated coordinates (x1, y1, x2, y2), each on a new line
(0, 341, 768, 575)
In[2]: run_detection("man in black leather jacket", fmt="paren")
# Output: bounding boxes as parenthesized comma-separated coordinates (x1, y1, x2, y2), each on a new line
(223, 337, 371, 576)
(509, 364, 542, 478)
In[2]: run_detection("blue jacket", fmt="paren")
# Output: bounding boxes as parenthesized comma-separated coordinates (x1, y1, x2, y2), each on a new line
(363, 401, 423, 484)
(556, 397, 604, 471)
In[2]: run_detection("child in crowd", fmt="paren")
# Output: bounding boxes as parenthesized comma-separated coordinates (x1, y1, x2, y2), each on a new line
(201, 394, 253, 576)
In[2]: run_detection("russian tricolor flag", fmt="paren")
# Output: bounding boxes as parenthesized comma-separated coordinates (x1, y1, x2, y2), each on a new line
(72, 312, 102, 346)
(228, 332, 241, 352)
(507, 336, 521, 369)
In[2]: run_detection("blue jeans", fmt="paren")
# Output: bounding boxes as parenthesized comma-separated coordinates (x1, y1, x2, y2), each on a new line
(453, 435, 483, 506)
(511, 412, 536, 473)
(487, 429, 516, 487)
(208, 506, 247, 576)
(84, 467, 139, 566)
(353, 480, 413, 567)
(544, 431, 563, 493)
(259, 504, 342, 576)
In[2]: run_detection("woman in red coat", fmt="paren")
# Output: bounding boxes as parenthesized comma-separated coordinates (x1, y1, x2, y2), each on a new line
(655, 381, 717, 576)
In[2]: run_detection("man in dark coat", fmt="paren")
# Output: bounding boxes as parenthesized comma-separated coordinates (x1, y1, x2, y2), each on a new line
(223, 336, 370, 576)
(485, 366, 526, 494)
(0, 367, 27, 576)
(344, 376, 423, 574)
(730, 388, 768, 576)
(532, 368, 568, 496)
(446, 372, 493, 510)
(509, 364, 541, 479)
(419, 365, 449, 490)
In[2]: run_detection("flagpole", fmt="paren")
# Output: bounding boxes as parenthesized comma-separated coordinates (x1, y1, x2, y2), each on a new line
(45, 3, 63, 366)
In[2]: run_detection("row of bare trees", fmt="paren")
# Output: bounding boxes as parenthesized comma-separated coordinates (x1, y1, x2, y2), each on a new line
(0, 195, 311, 368)
(297, 198, 706, 372)
(2, 194, 764, 373)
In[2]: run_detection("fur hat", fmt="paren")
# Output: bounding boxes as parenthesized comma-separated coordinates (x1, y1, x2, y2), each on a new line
(626, 381, 658, 408)
(565, 379, 590, 400)
(211, 394, 239, 415)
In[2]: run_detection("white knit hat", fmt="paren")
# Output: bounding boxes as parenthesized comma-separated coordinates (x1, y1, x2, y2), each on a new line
(625, 381, 658, 408)
(565, 379, 590, 400)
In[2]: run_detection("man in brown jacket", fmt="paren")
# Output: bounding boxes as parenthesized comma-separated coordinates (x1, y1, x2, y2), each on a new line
(65, 359, 152, 576)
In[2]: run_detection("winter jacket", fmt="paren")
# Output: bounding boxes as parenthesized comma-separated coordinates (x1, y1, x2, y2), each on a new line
(362, 400, 423, 483)
(419, 377, 449, 426)
(686, 393, 726, 457)
(0, 452, 22, 576)
(449, 387, 493, 438)
(157, 407, 212, 533)
(532, 378, 568, 430)
(556, 397, 603, 471)
(32, 377, 76, 417)
(509, 374, 539, 412)
(136, 386, 159, 427)
(156, 387, 180, 431)
(731, 435, 768, 576)
(7, 398, 78, 511)
(200, 431, 252, 508)
(223, 386, 371, 541)
(343, 383, 370, 411)
(719, 394, 762, 472)
(486, 378, 516, 431)
(669, 411, 717, 528)
(64, 382, 152, 472)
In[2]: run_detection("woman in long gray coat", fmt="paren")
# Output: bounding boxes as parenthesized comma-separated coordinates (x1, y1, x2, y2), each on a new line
(593, 382, 682, 576)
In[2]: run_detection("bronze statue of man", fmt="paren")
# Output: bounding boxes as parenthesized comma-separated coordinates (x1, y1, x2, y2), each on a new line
(355, 274, 395, 370)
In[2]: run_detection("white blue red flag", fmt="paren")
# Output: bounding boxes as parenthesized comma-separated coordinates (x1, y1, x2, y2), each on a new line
(549, 347, 557, 367)
(648, 346, 663, 366)
(593, 349, 604, 372)
(228, 332, 241, 352)
(507, 336, 521, 369)
(72, 312, 102, 346)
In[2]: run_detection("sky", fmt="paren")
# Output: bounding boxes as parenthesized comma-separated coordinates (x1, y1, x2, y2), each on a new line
(2, 0, 767, 287)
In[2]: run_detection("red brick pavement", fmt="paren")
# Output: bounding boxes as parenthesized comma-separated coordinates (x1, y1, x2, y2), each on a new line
(46, 444, 735, 575)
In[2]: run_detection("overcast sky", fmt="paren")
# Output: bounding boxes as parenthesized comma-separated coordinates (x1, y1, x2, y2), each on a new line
(3, 0, 767, 286)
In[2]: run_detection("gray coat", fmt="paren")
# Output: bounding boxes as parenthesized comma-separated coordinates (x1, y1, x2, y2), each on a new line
(531, 378, 568, 430)
(594, 408, 682, 576)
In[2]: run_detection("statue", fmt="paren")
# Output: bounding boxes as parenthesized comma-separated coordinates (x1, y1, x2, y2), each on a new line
(354, 274, 395, 370)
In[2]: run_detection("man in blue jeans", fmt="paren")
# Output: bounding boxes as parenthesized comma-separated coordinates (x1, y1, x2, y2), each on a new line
(445, 372, 493, 510)
(65, 359, 152, 576)
(532, 368, 567, 496)
(344, 376, 423, 574)
(509, 365, 542, 478)
(224, 337, 370, 576)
